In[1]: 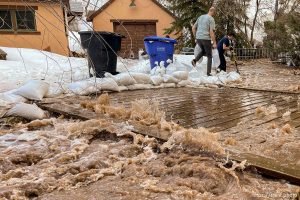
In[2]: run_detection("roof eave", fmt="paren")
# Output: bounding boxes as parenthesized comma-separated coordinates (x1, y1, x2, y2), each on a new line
(87, 0, 177, 21)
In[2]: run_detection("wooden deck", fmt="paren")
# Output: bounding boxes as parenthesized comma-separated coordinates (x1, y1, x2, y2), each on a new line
(106, 87, 299, 131)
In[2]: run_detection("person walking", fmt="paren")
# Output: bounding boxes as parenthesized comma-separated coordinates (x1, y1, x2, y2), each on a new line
(217, 33, 235, 72)
(192, 7, 217, 76)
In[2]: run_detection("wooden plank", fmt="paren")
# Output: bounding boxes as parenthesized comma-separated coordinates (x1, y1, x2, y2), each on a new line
(227, 86, 300, 94)
(231, 153, 300, 185)
(216, 100, 298, 133)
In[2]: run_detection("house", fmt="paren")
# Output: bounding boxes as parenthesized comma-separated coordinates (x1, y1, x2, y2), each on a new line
(87, 0, 177, 58)
(0, 0, 69, 56)
(64, 0, 84, 32)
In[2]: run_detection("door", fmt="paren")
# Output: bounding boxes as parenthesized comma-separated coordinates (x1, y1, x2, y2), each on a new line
(113, 20, 157, 59)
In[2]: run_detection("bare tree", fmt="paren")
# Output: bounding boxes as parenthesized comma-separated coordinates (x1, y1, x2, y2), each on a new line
(250, 0, 262, 45)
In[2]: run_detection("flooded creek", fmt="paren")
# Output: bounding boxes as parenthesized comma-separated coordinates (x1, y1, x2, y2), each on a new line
(1, 91, 300, 199)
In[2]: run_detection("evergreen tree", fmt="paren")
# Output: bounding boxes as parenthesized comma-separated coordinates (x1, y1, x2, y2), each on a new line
(214, 0, 251, 47)
(165, 0, 251, 48)
(263, 0, 300, 55)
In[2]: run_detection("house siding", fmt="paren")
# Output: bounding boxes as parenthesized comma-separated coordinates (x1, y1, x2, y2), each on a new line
(92, 0, 176, 38)
(0, 1, 69, 56)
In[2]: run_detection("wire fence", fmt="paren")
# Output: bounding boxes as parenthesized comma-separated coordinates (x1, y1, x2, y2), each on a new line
(234, 48, 299, 66)
(234, 48, 272, 60)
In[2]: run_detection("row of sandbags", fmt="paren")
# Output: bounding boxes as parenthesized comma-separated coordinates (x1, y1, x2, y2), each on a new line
(67, 70, 191, 96)
(0, 80, 58, 120)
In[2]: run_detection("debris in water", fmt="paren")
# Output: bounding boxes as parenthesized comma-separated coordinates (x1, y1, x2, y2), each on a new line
(281, 124, 292, 134)
(268, 122, 278, 129)
(282, 110, 291, 118)
(162, 127, 225, 155)
(255, 104, 277, 117)
(26, 118, 54, 130)
(287, 85, 300, 91)
(224, 138, 237, 146)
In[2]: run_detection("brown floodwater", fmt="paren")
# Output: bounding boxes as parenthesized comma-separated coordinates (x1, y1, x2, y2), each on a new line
(0, 117, 299, 200)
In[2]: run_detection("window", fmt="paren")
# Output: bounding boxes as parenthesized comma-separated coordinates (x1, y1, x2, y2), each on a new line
(0, 8, 36, 32)
(0, 10, 13, 30)
(16, 10, 35, 31)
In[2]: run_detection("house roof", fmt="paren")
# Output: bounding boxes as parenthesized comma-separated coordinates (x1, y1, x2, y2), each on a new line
(0, 0, 62, 3)
(86, 0, 177, 22)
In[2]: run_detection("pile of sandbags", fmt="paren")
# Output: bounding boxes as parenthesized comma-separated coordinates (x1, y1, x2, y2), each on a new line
(0, 80, 53, 120)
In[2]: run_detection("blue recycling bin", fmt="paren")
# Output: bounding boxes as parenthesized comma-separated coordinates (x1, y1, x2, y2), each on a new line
(144, 36, 177, 69)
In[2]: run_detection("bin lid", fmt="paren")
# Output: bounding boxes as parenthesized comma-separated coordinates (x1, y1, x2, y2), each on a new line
(144, 36, 177, 44)
(79, 31, 125, 38)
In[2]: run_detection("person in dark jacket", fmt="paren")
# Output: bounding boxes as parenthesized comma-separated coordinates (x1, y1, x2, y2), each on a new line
(217, 33, 235, 72)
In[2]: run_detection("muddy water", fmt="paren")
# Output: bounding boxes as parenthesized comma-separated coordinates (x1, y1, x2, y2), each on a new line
(0, 118, 299, 200)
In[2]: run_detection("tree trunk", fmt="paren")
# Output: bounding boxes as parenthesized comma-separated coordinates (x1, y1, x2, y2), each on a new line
(274, 0, 279, 21)
(250, 0, 260, 46)
(243, 0, 248, 39)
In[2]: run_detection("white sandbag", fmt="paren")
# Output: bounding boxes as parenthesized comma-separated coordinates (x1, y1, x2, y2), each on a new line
(212, 49, 220, 69)
(0, 91, 27, 104)
(151, 76, 164, 86)
(150, 66, 166, 76)
(151, 85, 164, 89)
(111, 73, 137, 86)
(194, 44, 204, 63)
(217, 74, 228, 84)
(68, 80, 98, 95)
(95, 78, 120, 92)
(130, 73, 152, 84)
(177, 80, 192, 87)
(166, 63, 177, 75)
(163, 75, 179, 83)
(14, 80, 49, 101)
(119, 86, 129, 91)
(172, 71, 189, 80)
(189, 68, 200, 79)
(162, 83, 176, 88)
(0, 99, 10, 107)
(45, 86, 65, 98)
(4, 103, 47, 120)
(176, 64, 187, 72)
(127, 84, 152, 91)
(73, 69, 90, 81)
(188, 78, 201, 86)
(226, 72, 241, 82)
(201, 76, 221, 85)
(129, 60, 151, 74)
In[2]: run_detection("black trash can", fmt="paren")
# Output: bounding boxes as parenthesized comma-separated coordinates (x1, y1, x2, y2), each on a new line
(79, 31, 124, 78)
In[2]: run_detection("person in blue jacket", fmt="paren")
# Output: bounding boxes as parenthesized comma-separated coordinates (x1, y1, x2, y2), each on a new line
(217, 33, 235, 72)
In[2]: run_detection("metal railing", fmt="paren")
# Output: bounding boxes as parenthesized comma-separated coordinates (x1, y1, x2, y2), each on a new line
(234, 48, 272, 60)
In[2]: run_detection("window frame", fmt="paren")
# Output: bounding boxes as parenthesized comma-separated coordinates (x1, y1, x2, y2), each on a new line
(0, 5, 39, 34)
(15, 10, 37, 32)
(0, 10, 13, 31)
